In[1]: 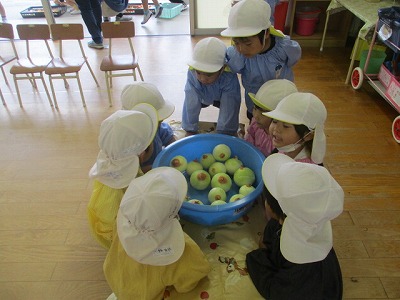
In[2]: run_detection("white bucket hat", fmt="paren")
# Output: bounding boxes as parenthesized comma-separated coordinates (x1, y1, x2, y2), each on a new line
(249, 79, 298, 111)
(117, 167, 188, 266)
(262, 153, 344, 264)
(263, 92, 327, 164)
(187, 37, 227, 73)
(89, 104, 158, 189)
(121, 82, 175, 121)
(221, 0, 271, 37)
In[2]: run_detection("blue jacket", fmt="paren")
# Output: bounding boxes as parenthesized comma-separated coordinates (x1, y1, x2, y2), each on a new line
(182, 68, 241, 135)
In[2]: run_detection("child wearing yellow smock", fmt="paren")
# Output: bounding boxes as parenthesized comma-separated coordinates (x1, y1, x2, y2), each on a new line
(87, 104, 158, 249)
(104, 167, 211, 300)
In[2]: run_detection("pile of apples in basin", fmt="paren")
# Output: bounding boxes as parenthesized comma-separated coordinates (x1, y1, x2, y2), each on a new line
(170, 143, 257, 205)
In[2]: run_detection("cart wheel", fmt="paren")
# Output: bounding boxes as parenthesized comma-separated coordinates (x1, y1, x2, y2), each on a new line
(392, 116, 400, 143)
(351, 67, 364, 90)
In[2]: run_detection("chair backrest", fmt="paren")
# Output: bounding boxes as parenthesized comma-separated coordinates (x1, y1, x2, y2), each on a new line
(17, 24, 51, 40)
(50, 23, 84, 41)
(101, 21, 135, 39)
(0, 23, 14, 39)
(16, 24, 53, 59)
(0, 23, 18, 61)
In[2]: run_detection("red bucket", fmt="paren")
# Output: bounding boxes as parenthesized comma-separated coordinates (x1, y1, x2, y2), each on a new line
(295, 6, 321, 36)
(295, 17, 319, 36)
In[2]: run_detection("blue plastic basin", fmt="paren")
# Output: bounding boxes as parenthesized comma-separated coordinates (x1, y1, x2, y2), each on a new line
(153, 134, 265, 226)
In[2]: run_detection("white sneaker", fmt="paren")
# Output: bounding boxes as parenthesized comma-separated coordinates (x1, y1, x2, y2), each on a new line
(154, 5, 163, 18)
(141, 11, 153, 24)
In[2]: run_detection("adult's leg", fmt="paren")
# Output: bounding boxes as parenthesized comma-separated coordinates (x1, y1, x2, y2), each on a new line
(75, 0, 102, 44)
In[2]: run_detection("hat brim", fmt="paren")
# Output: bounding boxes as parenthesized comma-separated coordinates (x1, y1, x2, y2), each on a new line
(248, 92, 272, 111)
(157, 101, 175, 120)
(262, 153, 294, 200)
(280, 217, 333, 264)
(220, 25, 284, 38)
(131, 103, 159, 150)
(118, 215, 185, 266)
(188, 61, 223, 73)
(263, 109, 303, 125)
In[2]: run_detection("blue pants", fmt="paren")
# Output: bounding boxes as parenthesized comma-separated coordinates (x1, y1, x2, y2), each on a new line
(75, 0, 103, 44)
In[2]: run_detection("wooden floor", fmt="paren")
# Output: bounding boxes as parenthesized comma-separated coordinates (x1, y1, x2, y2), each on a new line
(1, 33, 400, 300)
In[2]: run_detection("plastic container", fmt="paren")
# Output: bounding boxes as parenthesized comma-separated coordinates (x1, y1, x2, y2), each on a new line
(359, 50, 387, 74)
(20, 5, 67, 18)
(295, 6, 321, 36)
(153, 134, 265, 226)
(274, 1, 289, 32)
(159, 3, 182, 19)
(377, 6, 400, 53)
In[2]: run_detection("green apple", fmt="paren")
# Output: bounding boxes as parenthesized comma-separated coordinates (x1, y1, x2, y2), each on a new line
(239, 184, 256, 196)
(210, 200, 227, 206)
(208, 162, 227, 178)
(190, 170, 211, 190)
(229, 194, 244, 202)
(170, 155, 187, 172)
(208, 187, 227, 203)
(186, 160, 203, 176)
(187, 199, 204, 205)
(233, 166, 255, 187)
(212, 144, 231, 162)
(211, 172, 232, 192)
(200, 153, 216, 169)
(225, 156, 243, 175)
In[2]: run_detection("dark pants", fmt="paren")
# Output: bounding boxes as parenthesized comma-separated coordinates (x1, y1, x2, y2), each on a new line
(75, 0, 103, 44)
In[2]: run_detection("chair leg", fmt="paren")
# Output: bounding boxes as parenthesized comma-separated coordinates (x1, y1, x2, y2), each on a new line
(48, 76, 59, 109)
(132, 70, 137, 82)
(105, 72, 113, 107)
(1, 67, 9, 85)
(0, 88, 6, 105)
(137, 65, 144, 81)
(109, 71, 113, 88)
(62, 74, 69, 89)
(39, 73, 54, 108)
(86, 62, 100, 87)
(76, 73, 86, 108)
(29, 73, 38, 89)
(13, 76, 23, 108)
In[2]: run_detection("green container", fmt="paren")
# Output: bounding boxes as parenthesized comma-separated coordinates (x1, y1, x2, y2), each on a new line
(359, 50, 386, 74)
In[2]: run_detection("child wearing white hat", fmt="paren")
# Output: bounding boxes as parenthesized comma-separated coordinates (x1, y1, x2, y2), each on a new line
(264, 92, 327, 165)
(245, 79, 298, 157)
(87, 104, 159, 249)
(182, 37, 242, 136)
(104, 167, 211, 300)
(246, 153, 344, 299)
(221, 0, 301, 122)
(121, 82, 176, 173)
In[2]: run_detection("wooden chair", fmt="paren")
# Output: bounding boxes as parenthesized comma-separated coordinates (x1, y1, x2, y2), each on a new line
(10, 24, 53, 108)
(100, 21, 144, 107)
(46, 23, 100, 108)
(0, 23, 18, 105)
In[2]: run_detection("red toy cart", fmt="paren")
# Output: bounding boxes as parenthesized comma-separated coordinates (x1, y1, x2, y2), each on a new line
(351, 6, 400, 143)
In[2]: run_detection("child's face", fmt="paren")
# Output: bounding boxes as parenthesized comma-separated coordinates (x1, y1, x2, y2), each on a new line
(195, 69, 221, 85)
(252, 105, 272, 131)
(139, 143, 154, 165)
(232, 32, 269, 58)
(269, 119, 301, 148)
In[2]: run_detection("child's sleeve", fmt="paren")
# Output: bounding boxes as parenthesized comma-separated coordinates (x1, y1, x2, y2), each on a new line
(158, 122, 175, 146)
(226, 46, 245, 73)
(283, 37, 302, 68)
